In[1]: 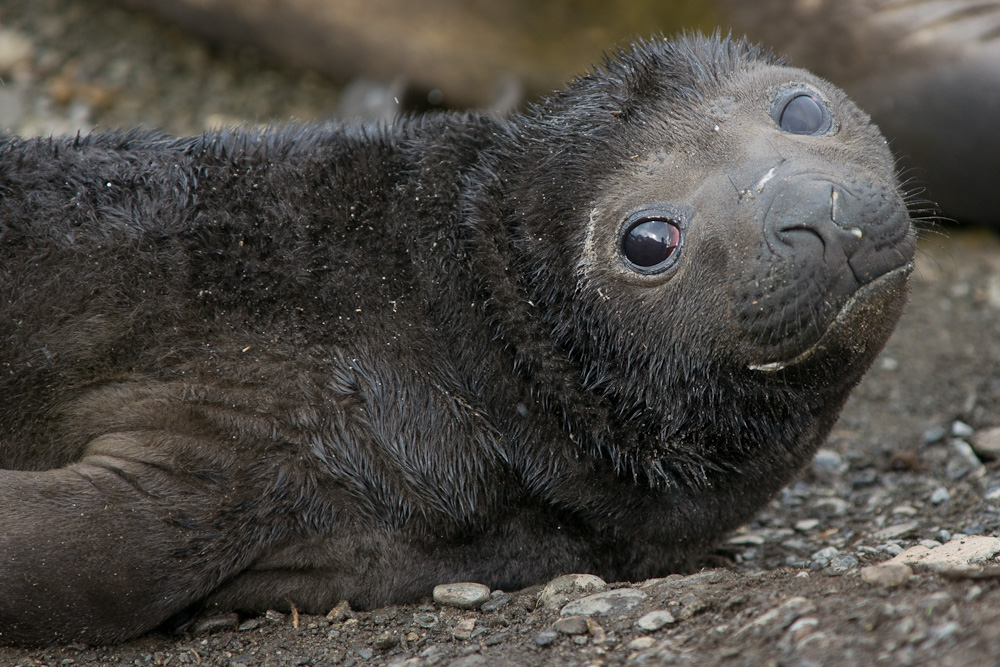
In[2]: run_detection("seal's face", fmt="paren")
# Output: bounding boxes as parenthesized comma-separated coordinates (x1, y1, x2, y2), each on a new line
(578, 62, 915, 379)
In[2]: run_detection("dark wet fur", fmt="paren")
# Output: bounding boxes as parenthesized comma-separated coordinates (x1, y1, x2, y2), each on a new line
(0, 35, 912, 645)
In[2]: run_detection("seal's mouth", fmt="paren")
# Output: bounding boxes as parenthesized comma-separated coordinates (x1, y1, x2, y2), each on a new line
(748, 262, 913, 372)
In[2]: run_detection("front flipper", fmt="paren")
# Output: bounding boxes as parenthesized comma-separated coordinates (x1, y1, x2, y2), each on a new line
(0, 432, 264, 646)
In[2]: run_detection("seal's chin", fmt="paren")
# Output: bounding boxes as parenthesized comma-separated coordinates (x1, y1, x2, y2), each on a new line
(748, 263, 913, 373)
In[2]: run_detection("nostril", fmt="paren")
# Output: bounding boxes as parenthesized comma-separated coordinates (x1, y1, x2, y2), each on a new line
(776, 224, 826, 250)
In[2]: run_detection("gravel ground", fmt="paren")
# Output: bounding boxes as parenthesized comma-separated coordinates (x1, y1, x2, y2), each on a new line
(3, 1, 1000, 665)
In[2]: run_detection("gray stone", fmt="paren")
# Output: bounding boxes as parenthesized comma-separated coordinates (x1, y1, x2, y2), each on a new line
(923, 426, 947, 444)
(480, 594, 509, 613)
(433, 582, 491, 609)
(560, 588, 648, 617)
(795, 519, 821, 532)
(537, 574, 607, 610)
(636, 610, 676, 631)
(811, 449, 845, 480)
(950, 439, 986, 477)
(534, 630, 559, 646)
(952, 420, 975, 438)
(728, 532, 766, 546)
(813, 497, 850, 516)
(826, 553, 860, 574)
(810, 546, 840, 566)
(930, 487, 951, 505)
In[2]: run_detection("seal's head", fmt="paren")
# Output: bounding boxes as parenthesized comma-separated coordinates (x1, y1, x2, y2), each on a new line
(491, 34, 915, 484)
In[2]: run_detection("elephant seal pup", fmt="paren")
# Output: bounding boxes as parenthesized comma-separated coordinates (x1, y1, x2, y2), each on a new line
(0, 34, 914, 645)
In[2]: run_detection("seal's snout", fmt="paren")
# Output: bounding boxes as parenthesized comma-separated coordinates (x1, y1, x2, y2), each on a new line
(763, 172, 911, 298)
(737, 163, 914, 368)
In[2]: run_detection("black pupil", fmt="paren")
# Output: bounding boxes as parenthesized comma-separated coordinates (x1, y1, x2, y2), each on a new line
(779, 94, 825, 134)
(623, 220, 680, 268)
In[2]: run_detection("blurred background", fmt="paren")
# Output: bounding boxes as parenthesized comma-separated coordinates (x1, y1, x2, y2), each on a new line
(1, 0, 998, 225)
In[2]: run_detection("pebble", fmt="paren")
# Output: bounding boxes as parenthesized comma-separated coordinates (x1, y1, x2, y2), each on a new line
(930, 487, 951, 505)
(922, 426, 947, 444)
(951, 420, 975, 438)
(810, 546, 840, 567)
(813, 497, 850, 516)
(450, 618, 476, 640)
(326, 600, 353, 621)
(627, 636, 656, 651)
(879, 356, 900, 371)
(553, 616, 589, 635)
(860, 562, 913, 587)
(586, 617, 607, 643)
(811, 449, 845, 480)
(676, 593, 708, 620)
(560, 588, 648, 617)
(879, 542, 905, 556)
(826, 553, 859, 574)
(636, 610, 676, 631)
(795, 519, 821, 532)
(433, 582, 491, 609)
(728, 532, 766, 546)
(374, 630, 401, 649)
(534, 630, 559, 647)
(537, 573, 607, 610)
(872, 521, 920, 541)
(969, 426, 1000, 460)
(480, 593, 509, 613)
(949, 439, 986, 478)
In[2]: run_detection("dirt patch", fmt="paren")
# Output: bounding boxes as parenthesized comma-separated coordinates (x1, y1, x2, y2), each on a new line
(2, 0, 999, 665)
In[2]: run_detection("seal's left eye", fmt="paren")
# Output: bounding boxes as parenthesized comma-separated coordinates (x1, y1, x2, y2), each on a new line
(623, 219, 681, 270)
(776, 92, 831, 135)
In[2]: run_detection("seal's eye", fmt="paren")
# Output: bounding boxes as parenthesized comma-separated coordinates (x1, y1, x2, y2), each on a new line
(623, 219, 681, 271)
(773, 89, 833, 136)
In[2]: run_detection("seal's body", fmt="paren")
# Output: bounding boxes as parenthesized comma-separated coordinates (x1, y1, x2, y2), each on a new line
(0, 35, 914, 645)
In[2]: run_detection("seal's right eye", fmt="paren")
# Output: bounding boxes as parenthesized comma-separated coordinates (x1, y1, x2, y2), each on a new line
(773, 89, 833, 136)
(623, 219, 681, 271)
